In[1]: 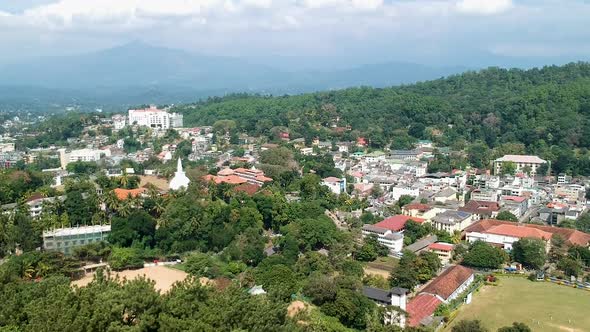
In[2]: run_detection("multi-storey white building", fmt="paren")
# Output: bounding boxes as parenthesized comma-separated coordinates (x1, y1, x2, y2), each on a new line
(493, 155, 547, 175)
(58, 148, 111, 169)
(128, 105, 183, 130)
(361, 224, 404, 253)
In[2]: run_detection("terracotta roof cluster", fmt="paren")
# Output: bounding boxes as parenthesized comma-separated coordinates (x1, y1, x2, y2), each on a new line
(114, 188, 146, 200)
(465, 219, 590, 246)
(406, 294, 442, 327)
(374, 215, 425, 232)
(421, 265, 473, 301)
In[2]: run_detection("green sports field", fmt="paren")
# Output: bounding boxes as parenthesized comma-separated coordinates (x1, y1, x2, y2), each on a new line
(445, 276, 590, 332)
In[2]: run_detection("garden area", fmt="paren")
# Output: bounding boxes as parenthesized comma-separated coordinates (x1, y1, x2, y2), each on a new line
(445, 276, 590, 332)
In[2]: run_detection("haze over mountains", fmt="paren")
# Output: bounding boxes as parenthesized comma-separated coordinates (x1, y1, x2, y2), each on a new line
(0, 42, 588, 111)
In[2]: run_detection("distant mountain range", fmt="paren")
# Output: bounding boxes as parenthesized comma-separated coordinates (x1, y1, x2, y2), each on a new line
(1, 42, 588, 112)
(0, 42, 468, 111)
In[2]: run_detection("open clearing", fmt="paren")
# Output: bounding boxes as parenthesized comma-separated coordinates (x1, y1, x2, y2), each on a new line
(444, 277, 590, 332)
(72, 265, 188, 293)
(363, 256, 398, 278)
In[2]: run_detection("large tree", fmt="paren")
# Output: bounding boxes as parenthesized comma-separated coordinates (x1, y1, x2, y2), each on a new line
(511, 238, 546, 270)
(462, 241, 508, 269)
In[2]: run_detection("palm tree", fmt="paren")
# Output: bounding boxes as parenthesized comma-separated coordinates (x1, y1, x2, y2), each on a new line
(104, 191, 120, 216)
(118, 199, 132, 217)
(119, 172, 129, 188)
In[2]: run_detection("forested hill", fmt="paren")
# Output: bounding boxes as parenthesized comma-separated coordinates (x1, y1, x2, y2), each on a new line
(175, 62, 590, 175)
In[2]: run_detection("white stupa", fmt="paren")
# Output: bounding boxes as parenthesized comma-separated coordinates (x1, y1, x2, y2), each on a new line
(169, 158, 190, 190)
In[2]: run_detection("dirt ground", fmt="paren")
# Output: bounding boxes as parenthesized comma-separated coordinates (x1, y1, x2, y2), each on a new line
(139, 175, 170, 191)
(72, 265, 188, 293)
(363, 266, 391, 279)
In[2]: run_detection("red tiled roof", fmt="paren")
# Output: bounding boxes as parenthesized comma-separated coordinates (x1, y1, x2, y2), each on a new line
(26, 192, 46, 202)
(114, 188, 146, 200)
(233, 183, 260, 196)
(421, 265, 473, 301)
(217, 175, 247, 185)
(323, 176, 342, 183)
(502, 195, 527, 203)
(429, 243, 454, 251)
(374, 215, 425, 232)
(255, 175, 273, 182)
(465, 219, 590, 247)
(485, 224, 552, 240)
(217, 168, 235, 176)
(407, 294, 442, 327)
(459, 200, 500, 214)
(404, 203, 431, 212)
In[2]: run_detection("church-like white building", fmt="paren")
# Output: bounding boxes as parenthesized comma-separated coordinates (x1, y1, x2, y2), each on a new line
(169, 158, 190, 190)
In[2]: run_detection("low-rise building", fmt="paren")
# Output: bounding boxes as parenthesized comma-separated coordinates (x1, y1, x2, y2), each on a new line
(459, 200, 500, 220)
(321, 177, 347, 195)
(427, 242, 454, 265)
(363, 286, 408, 327)
(431, 210, 473, 233)
(407, 265, 474, 327)
(43, 225, 111, 255)
(465, 219, 590, 249)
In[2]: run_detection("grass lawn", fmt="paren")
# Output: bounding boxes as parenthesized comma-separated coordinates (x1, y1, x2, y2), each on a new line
(445, 276, 590, 332)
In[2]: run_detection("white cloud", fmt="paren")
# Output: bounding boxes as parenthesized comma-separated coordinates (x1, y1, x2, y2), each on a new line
(455, 0, 513, 15)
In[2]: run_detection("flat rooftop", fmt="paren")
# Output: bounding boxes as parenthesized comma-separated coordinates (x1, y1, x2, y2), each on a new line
(43, 225, 111, 238)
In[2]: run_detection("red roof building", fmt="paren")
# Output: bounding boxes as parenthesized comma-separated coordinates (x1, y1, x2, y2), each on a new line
(428, 243, 454, 252)
(374, 215, 425, 232)
(465, 219, 590, 247)
(114, 188, 147, 200)
(233, 183, 260, 196)
(421, 265, 474, 301)
(406, 294, 442, 327)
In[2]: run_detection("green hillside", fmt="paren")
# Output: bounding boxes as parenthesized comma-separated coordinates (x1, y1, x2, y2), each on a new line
(175, 62, 590, 175)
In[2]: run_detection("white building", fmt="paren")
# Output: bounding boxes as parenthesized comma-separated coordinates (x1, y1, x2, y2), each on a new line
(112, 114, 126, 130)
(390, 186, 419, 201)
(322, 177, 347, 195)
(128, 105, 183, 130)
(361, 224, 404, 253)
(58, 148, 111, 169)
(493, 155, 547, 175)
(363, 286, 408, 327)
(0, 142, 15, 153)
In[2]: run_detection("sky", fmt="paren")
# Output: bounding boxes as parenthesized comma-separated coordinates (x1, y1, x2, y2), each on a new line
(0, 0, 589, 66)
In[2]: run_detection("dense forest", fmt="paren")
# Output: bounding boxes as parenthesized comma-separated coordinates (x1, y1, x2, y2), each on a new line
(175, 63, 590, 175)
